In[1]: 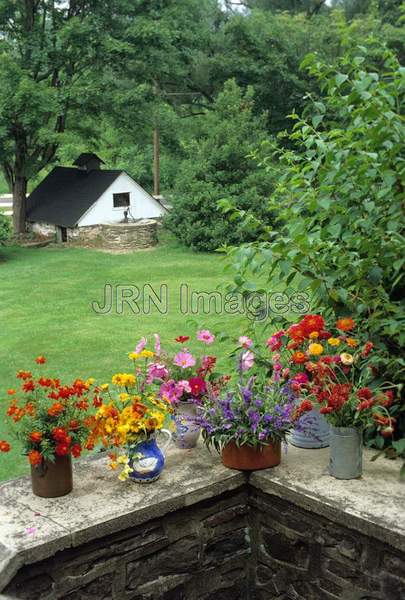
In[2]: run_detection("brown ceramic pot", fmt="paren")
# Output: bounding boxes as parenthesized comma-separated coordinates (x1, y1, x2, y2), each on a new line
(31, 455, 73, 498)
(221, 440, 281, 471)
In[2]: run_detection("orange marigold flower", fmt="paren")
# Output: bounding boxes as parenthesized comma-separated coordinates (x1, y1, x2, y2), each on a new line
(55, 443, 70, 456)
(16, 370, 32, 380)
(35, 356, 46, 364)
(291, 351, 307, 364)
(29, 431, 43, 443)
(0, 440, 11, 452)
(7, 389, 16, 395)
(71, 443, 82, 458)
(28, 450, 43, 466)
(48, 402, 65, 417)
(336, 317, 355, 331)
(22, 380, 35, 392)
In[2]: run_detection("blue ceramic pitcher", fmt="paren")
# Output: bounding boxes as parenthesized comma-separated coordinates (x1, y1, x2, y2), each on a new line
(128, 429, 172, 483)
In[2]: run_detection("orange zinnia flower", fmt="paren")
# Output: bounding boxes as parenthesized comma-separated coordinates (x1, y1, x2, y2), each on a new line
(291, 351, 307, 364)
(336, 317, 355, 331)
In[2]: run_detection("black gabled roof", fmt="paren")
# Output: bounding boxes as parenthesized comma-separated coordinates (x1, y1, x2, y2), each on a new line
(73, 153, 105, 167)
(26, 167, 121, 228)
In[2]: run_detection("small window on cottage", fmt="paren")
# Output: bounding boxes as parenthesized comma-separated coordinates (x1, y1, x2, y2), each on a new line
(113, 192, 130, 208)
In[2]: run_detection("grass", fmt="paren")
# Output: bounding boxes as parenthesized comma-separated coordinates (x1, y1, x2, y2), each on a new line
(0, 236, 251, 480)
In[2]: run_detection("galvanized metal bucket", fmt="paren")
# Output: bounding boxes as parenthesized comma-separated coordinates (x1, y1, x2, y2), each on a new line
(329, 426, 363, 479)
(290, 405, 330, 449)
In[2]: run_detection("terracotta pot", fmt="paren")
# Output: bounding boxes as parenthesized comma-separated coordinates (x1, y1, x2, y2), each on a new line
(221, 440, 281, 471)
(30, 455, 73, 498)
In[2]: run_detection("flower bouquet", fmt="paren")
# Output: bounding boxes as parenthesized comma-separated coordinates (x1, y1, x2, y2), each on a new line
(88, 347, 173, 483)
(268, 315, 398, 478)
(198, 339, 312, 471)
(0, 357, 97, 497)
(133, 330, 228, 449)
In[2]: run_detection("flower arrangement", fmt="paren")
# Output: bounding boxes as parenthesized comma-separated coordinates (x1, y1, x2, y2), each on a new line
(266, 314, 398, 432)
(0, 357, 96, 467)
(88, 345, 173, 481)
(198, 338, 312, 460)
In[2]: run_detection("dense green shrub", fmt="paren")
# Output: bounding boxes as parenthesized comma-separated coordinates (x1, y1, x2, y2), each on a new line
(222, 42, 405, 452)
(165, 80, 274, 251)
(0, 213, 10, 244)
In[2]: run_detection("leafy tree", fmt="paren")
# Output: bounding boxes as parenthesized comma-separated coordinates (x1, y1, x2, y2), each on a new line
(165, 80, 274, 251)
(0, 213, 10, 244)
(222, 43, 405, 381)
(0, 0, 128, 234)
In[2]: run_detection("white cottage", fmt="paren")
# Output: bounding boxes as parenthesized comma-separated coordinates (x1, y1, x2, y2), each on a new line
(26, 153, 166, 244)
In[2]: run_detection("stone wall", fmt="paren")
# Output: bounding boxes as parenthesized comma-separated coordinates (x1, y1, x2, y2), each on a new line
(69, 221, 159, 250)
(1, 446, 405, 600)
(249, 488, 405, 600)
(4, 489, 249, 600)
(26, 221, 57, 239)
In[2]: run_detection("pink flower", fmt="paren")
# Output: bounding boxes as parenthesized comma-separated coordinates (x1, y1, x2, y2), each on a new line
(188, 377, 207, 397)
(240, 350, 254, 371)
(266, 330, 285, 351)
(154, 334, 161, 356)
(282, 368, 290, 378)
(197, 330, 215, 344)
(174, 351, 196, 369)
(135, 337, 147, 354)
(177, 380, 191, 394)
(147, 363, 168, 382)
(239, 336, 253, 349)
(292, 373, 309, 385)
(271, 353, 281, 363)
(159, 380, 183, 403)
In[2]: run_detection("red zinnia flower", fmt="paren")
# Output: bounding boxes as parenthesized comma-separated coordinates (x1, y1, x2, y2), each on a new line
(175, 336, 190, 343)
(188, 377, 207, 397)
(357, 387, 373, 401)
(361, 342, 373, 358)
(336, 317, 355, 332)
(0, 440, 11, 453)
(28, 450, 42, 466)
(35, 356, 46, 364)
(300, 315, 325, 337)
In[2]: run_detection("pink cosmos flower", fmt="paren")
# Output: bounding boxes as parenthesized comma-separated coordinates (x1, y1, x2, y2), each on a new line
(239, 336, 253, 349)
(197, 330, 215, 344)
(154, 334, 161, 356)
(147, 363, 168, 382)
(159, 380, 183, 403)
(240, 350, 255, 371)
(135, 337, 147, 354)
(174, 351, 196, 369)
(282, 368, 290, 378)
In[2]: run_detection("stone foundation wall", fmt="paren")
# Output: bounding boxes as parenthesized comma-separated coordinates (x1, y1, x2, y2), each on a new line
(249, 488, 405, 600)
(4, 489, 250, 600)
(69, 221, 158, 249)
(26, 221, 57, 238)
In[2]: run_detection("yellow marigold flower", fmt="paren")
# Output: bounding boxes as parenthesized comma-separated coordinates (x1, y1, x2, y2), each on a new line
(128, 352, 140, 360)
(328, 338, 341, 346)
(119, 393, 130, 402)
(100, 383, 109, 391)
(109, 462, 118, 470)
(140, 350, 154, 358)
(308, 343, 324, 356)
(346, 338, 358, 347)
(86, 378, 95, 385)
(340, 353, 354, 365)
(117, 454, 129, 465)
(309, 331, 319, 339)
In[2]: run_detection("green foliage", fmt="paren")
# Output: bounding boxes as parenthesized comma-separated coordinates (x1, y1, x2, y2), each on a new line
(0, 211, 10, 243)
(223, 42, 405, 435)
(165, 80, 274, 251)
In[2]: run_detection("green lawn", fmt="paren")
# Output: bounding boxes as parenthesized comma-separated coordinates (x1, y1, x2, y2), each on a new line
(0, 237, 250, 480)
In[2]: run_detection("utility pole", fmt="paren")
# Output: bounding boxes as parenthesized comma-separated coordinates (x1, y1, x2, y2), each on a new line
(153, 81, 160, 197)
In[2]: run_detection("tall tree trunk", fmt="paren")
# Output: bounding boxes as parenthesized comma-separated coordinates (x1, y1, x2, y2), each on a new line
(12, 175, 27, 235)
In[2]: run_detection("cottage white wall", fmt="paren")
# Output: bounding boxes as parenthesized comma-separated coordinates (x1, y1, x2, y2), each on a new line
(78, 172, 165, 227)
